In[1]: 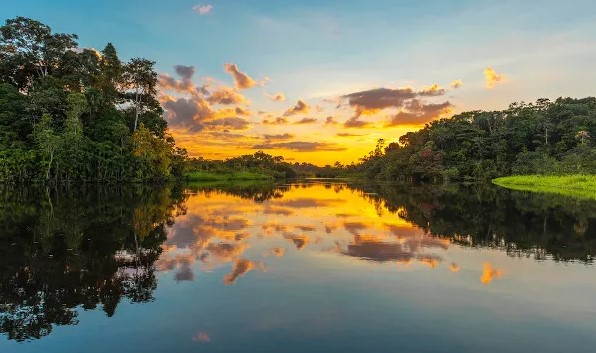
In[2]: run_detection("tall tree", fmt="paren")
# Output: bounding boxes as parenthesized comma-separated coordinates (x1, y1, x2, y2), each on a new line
(0, 17, 77, 91)
(34, 113, 59, 180)
(99, 43, 123, 102)
(123, 58, 157, 131)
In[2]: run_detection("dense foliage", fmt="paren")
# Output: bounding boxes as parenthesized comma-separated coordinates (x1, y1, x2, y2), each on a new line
(186, 151, 298, 180)
(354, 98, 596, 182)
(0, 17, 186, 182)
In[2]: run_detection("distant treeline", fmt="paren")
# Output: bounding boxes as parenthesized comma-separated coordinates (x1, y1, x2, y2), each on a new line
(0, 17, 187, 182)
(352, 97, 596, 182)
(189, 97, 596, 182)
(186, 151, 346, 180)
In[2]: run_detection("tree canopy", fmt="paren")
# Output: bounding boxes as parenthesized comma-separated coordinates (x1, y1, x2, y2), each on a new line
(353, 98, 596, 182)
(0, 17, 186, 182)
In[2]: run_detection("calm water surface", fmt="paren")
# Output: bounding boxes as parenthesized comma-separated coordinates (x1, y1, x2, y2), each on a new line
(1, 181, 595, 352)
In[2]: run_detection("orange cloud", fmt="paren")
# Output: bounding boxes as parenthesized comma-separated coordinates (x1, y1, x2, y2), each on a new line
(336, 132, 365, 137)
(161, 95, 251, 132)
(344, 116, 372, 128)
(420, 83, 446, 96)
(295, 117, 317, 124)
(252, 141, 346, 152)
(325, 116, 339, 126)
(449, 262, 461, 272)
(342, 85, 451, 128)
(207, 86, 249, 105)
(450, 79, 463, 89)
(283, 100, 310, 116)
(224, 63, 257, 89)
(263, 133, 294, 141)
(480, 262, 503, 284)
(267, 92, 286, 101)
(262, 117, 289, 125)
(484, 67, 505, 89)
(386, 100, 453, 126)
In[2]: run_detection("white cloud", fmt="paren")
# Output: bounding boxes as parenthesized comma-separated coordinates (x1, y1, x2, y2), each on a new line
(193, 4, 213, 15)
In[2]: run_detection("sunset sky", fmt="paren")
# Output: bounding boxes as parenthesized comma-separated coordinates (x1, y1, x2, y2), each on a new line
(4, 0, 596, 164)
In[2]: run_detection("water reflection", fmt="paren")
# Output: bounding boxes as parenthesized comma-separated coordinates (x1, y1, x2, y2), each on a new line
(1, 181, 595, 346)
(0, 185, 187, 341)
(354, 183, 596, 262)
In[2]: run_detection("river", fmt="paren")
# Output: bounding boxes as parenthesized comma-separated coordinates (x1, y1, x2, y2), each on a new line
(1, 181, 595, 352)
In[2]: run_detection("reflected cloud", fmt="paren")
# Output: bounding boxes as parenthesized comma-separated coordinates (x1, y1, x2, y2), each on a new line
(159, 182, 580, 293)
(480, 262, 504, 284)
(263, 247, 286, 257)
(284, 233, 310, 250)
(275, 197, 342, 208)
(346, 241, 414, 263)
(206, 242, 249, 262)
(224, 259, 255, 285)
(192, 331, 211, 342)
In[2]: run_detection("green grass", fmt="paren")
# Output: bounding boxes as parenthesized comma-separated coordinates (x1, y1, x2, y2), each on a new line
(184, 170, 274, 182)
(493, 174, 596, 199)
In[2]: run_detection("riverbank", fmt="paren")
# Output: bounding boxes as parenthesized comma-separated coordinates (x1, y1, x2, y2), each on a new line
(184, 171, 275, 182)
(492, 175, 596, 199)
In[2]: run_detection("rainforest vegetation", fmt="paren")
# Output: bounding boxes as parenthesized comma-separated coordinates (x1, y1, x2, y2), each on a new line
(0, 17, 187, 182)
(351, 97, 596, 182)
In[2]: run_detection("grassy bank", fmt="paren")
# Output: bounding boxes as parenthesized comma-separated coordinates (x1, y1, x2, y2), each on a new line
(493, 175, 596, 199)
(184, 171, 275, 182)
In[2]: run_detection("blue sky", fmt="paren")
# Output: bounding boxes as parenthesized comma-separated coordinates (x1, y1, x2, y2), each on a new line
(3, 0, 596, 163)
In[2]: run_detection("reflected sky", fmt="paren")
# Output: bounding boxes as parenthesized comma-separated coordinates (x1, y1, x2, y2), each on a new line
(3, 182, 596, 353)
(158, 183, 461, 285)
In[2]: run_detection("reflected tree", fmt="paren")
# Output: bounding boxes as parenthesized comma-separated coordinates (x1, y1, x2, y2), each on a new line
(0, 184, 187, 341)
(352, 183, 596, 263)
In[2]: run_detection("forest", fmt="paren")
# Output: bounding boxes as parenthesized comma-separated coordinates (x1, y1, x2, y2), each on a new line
(0, 17, 187, 182)
(352, 97, 596, 182)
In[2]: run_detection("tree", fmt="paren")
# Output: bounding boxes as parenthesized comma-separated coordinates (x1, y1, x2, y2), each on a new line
(59, 93, 87, 180)
(132, 124, 173, 180)
(576, 130, 590, 146)
(0, 17, 77, 91)
(34, 113, 59, 180)
(0, 17, 184, 182)
(123, 58, 157, 131)
(99, 43, 123, 102)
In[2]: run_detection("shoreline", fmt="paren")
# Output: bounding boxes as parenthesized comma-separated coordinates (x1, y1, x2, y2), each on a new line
(493, 175, 596, 199)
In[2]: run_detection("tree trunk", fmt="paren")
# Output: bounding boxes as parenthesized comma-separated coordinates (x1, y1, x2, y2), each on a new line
(46, 150, 54, 181)
(134, 86, 140, 131)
